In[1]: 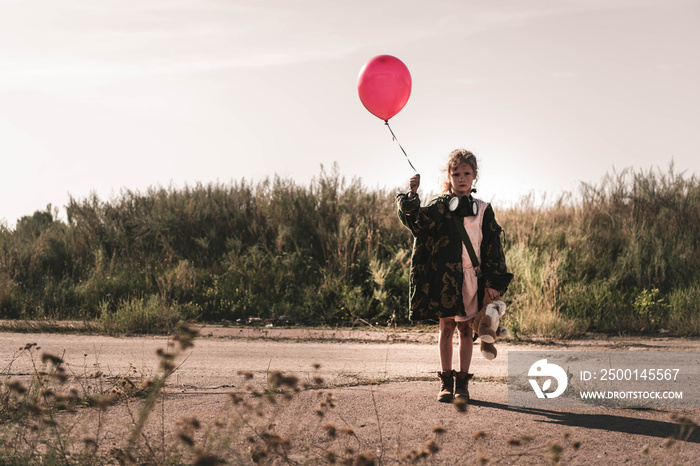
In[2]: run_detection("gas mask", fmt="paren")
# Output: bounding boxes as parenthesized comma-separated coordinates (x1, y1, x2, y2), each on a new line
(448, 195, 478, 217)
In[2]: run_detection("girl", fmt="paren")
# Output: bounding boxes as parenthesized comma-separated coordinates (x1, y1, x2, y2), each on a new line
(396, 149, 513, 403)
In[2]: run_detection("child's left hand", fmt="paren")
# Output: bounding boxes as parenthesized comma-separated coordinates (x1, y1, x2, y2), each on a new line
(485, 287, 501, 300)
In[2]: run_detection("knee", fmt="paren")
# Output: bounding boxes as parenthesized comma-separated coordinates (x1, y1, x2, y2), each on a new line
(439, 319, 456, 336)
(457, 322, 472, 340)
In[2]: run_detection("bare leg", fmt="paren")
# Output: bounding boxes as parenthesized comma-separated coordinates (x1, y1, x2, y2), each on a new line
(457, 321, 473, 372)
(438, 318, 457, 372)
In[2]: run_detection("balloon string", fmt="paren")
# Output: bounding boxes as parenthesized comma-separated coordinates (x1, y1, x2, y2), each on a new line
(385, 121, 417, 173)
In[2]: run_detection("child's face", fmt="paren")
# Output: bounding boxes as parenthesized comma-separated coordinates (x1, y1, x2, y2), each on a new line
(450, 162, 476, 197)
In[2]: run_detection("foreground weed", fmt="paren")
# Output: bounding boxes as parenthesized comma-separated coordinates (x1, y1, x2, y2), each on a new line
(116, 324, 200, 464)
(0, 343, 89, 463)
(0, 326, 200, 465)
(6, 329, 641, 465)
(173, 362, 450, 465)
(669, 413, 698, 441)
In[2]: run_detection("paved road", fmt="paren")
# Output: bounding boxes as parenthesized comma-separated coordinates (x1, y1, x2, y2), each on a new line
(1, 329, 507, 389)
(3, 327, 698, 390)
(3, 328, 700, 464)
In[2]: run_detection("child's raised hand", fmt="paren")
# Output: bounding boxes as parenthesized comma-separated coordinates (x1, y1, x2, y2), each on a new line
(409, 174, 420, 195)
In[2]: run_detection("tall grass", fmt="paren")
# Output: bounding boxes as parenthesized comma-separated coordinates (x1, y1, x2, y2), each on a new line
(0, 165, 408, 329)
(499, 163, 700, 336)
(1, 162, 699, 337)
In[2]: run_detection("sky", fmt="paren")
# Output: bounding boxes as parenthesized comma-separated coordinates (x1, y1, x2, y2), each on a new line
(1, 0, 698, 228)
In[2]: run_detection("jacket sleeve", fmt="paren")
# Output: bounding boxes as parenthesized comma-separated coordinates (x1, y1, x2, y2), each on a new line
(396, 193, 447, 236)
(480, 204, 514, 294)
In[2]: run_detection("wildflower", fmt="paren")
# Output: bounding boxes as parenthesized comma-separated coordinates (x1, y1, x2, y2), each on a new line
(41, 353, 64, 366)
(83, 437, 97, 450)
(160, 360, 176, 372)
(355, 451, 376, 466)
(548, 442, 564, 462)
(403, 450, 419, 462)
(324, 450, 337, 463)
(322, 423, 337, 438)
(268, 371, 299, 389)
(671, 413, 698, 427)
(432, 425, 446, 435)
(120, 378, 135, 389)
(51, 367, 69, 383)
(139, 379, 154, 390)
(174, 325, 199, 350)
(424, 439, 440, 454)
(27, 404, 43, 416)
(178, 433, 195, 447)
(249, 446, 267, 465)
(453, 397, 468, 412)
(184, 416, 201, 429)
(91, 393, 119, 410)
(263, 433, 290, 448)
(6, 380, 27, 394)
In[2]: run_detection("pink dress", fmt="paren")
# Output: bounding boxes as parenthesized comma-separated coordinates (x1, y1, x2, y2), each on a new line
(454, 198, 487, 322)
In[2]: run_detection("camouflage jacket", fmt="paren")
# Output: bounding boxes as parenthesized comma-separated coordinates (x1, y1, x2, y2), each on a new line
(396, 193, 513, 321)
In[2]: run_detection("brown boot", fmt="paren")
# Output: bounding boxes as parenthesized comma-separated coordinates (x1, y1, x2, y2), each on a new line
(454, 371, 473, 401)
(437, 370, 455, 402)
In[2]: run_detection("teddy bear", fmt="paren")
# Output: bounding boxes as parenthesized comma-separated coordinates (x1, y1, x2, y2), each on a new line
(469, 295, 509, 360)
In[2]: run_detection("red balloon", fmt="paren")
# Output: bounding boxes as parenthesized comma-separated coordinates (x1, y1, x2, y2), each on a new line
(357, 55, 412, 122)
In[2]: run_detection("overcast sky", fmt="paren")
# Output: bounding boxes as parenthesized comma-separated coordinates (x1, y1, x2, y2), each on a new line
(1, 0, 698, 228)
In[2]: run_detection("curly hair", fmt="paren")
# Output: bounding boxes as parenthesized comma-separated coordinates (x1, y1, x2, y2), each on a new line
(440, 149, 479, 195)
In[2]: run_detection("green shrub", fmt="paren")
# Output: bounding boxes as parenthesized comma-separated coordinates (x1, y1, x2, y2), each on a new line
(99, 294, 182, 335)
(667, 285, 700, 336)
(1, 162, 699, 336)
